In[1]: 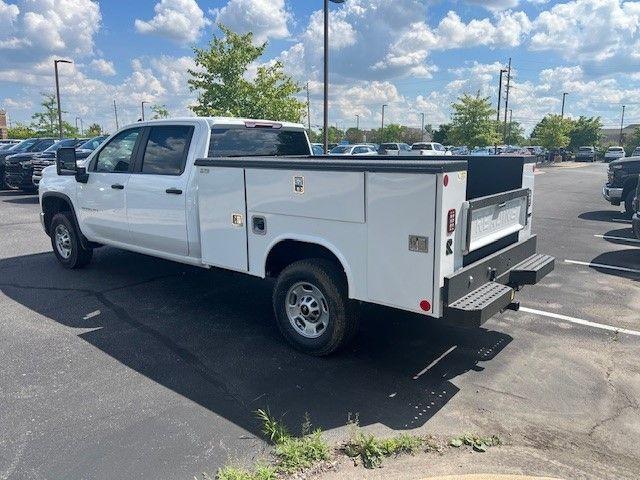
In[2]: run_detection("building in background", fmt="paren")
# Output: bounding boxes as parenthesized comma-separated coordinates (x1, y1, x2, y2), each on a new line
(601, 124, 639, 146)
(0, 110, 7, 140)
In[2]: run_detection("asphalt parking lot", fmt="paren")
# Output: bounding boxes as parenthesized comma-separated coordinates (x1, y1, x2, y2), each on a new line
(1, 162, 639, 480)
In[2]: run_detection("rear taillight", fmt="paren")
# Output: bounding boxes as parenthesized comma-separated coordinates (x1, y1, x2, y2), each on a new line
(447, 209, 456, 234)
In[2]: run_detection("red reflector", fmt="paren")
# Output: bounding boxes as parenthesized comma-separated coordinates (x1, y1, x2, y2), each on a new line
(443, 174, 449, 187)
(447, 209, 456, 234)
(420, 300, 431, 312)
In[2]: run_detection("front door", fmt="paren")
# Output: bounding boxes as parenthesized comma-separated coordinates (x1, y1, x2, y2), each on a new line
(125, 125, 193, 256)
(77, 128, 142, 244)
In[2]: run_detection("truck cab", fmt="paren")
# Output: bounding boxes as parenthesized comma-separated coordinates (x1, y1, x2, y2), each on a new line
(39, 117, 553, 355)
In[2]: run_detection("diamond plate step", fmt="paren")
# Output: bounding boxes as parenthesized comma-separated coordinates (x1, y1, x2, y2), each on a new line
(445, 281, 514, 326)
(509, 253, 555, 285)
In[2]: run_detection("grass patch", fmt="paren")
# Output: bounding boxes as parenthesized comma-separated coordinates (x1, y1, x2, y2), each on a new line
(215, 464, 277, 480)
(449, 433, 501, 452)
(256, 409, 331, 474)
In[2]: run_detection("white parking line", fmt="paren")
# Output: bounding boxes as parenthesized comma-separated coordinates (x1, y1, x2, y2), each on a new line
(594, 234, 640, 245)
(520, 306, 640, 337)
(564, 259, 640, 275)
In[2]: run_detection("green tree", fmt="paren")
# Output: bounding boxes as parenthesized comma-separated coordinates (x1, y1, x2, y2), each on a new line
(345, 127, 364, 144)
(7, 122, 36, 139)
(151, 104, 169, 119)
(369, 124, 405, 143)
(448, 93, 500, 148)
(400, 127, 423, 145)
(625, 127, 640, 155)
(568, 116, 602, 150)
(432, 124, 452, 145)
(85, 123, 102, 136)
(30, 93, 78, 137)
(318, 126, 344, 144)
(531, 115, 572, 149)
(189, 24, 305, 122)
(505, 120, 526, 145)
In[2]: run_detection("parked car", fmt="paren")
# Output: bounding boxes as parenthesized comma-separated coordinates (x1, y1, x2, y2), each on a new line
(604, 146, 626, 162)
(602, 157, 640, 214)
(378, 142, 412, 155)
(329, 144, 377, 155)
(410, 142, 451, 156)
(632, 178, 640, 239)
(576, 146, 597, 162)
(632, 147, 640, 157)
(0, 139, 20, 148)
(547, 148, 572, 162)
(310, 143, 324, 155)
(470, 147, 495, 156)
(31, 135, 92, 187)
(1, 138, 56, 190)
(450, 146, 470, 156)
(39, 117, 552, 355)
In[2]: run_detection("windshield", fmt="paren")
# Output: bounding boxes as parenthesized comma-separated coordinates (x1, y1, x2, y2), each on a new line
(381, 144, 398, 150)
(79, 136, 107, 151)
(208, 128, 310, 157)
(43, 139, 80, 153)
(330, 146, 352, 154)
(7, 139, 38, 153)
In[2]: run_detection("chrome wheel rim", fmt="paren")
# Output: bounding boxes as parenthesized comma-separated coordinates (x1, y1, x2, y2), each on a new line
(286, 282, 329, 339)
(54, 224, 72, 259)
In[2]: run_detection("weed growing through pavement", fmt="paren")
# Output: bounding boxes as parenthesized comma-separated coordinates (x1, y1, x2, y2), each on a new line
(449, 433, 501, 452)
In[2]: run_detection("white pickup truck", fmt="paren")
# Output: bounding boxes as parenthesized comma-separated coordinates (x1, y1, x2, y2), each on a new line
(39, 117, 554, 355)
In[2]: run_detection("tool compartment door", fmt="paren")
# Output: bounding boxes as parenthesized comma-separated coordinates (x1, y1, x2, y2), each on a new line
(197, 166, 249, 272)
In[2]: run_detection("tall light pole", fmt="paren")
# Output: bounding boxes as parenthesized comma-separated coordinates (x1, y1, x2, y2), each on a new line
(75, 116, 83, 136)
(620, 105, 626, 146)
(323, 0, 346, 154)
(54, 59, 73, 139)
(502, 57, 512, 143)
(381, 104, 387, 133)
(420, 112, 425, 141)
(496, 68, 507, 153)
(561, 92, 568, 118)
(113, 99, 119, 130)
(355, 114, 360, 132)
(306, 81, 311, 133)
(141, 101, 149, 121)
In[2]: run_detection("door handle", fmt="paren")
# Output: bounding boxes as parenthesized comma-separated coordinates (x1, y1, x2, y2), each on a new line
(111, 184, 124, 190)
(166, 188, 183, 195)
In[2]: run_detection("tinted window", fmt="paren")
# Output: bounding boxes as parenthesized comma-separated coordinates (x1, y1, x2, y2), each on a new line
(331, 146, 351, 154)
(43, 139, 78, 153)
(141, 126, 193, 175)
(381, 143, 398, 150)
(434, 144, 445, 151)
(94, 128, 140, 173)
(79, 136, 108, 151)
(31, 139, 55, 151)
(209, 128, 310, 157)
(400, 143, 411, 151)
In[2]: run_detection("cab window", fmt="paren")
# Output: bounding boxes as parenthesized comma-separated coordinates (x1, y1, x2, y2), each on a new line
(140, 126, 193, 175)
(94, 128, 141, 173)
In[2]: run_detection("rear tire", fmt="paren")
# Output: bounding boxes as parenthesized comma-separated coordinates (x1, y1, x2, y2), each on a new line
(624, 190, 635, 216)
(273, 259, 357, 356)
(50, 212, 93, 269)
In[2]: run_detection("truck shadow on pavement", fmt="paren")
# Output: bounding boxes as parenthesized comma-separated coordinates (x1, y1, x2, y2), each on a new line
(578, 209, 631, 223)
(0, 247, 512, 436)
(590, 249, 640, 282)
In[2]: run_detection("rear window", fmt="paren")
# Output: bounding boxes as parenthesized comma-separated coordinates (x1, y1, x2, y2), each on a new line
(208, 128, 309, 157)
(609, 147, 624, 152)
(330, 146, 351, 154)
(381, 143, 398, 150)
(579, 147, 593, 151)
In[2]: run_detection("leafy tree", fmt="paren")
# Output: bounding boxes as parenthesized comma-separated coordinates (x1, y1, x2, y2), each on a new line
(505, 120, 526, 145)
(30, 93, 78, 137)
(568, 116, 602, 150)
(345, 127, 364, 144)
(7, 123, 36, 139)
(625, 127, 640, 155)
(400, 127, 423, 145)
(151, 104, 169, 119)
(369, 124, 405, 143)
(530, 115, 571, 149)
(318, 126, 344, 144)
(432, 124, 452, 145)
(85, 123, 102, 136)
(448, 93, 500, 148)
(189, 24, 305, 122)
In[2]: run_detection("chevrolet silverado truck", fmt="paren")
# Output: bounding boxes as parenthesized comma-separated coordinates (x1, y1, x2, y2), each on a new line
(603, 156, 640, 215)
(39, 117, 554, 355)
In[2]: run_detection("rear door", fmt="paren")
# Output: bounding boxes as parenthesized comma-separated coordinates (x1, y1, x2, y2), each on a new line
(125, 124, 194, 256)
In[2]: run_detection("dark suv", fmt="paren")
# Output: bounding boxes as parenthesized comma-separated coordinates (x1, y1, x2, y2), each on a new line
(603, 157, 640, 215)
(0, 138, 56, 189)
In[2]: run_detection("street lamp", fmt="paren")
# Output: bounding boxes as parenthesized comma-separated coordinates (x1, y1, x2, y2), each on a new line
(420, 113, 425, 141)
(381, 104, 387, 132)
(355, 114, 359, 131)
(323, 0, 346, 154)
(75, 116, 83, 136)
(141, 101, 149, 121)
(561, 92, 569, 118)
(620, 105, 626, 146)
(54, 59, 73, 139)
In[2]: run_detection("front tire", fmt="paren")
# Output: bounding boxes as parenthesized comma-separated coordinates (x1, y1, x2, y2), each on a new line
(624, 190, 636, 216)
(273, 259, 357, 356)
(50, 212, 93, 269)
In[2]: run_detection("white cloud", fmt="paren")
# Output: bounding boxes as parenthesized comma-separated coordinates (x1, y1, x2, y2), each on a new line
(135, 0, 209, 43)
(90, 59, 116, 76)
(213, 0, 291, 43)
(465, 0, 520, 11)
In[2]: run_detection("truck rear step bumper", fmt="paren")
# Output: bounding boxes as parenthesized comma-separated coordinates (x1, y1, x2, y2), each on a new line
(443, 236, 554, 326)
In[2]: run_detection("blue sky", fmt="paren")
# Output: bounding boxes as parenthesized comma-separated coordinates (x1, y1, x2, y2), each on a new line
(1, 0, 639, 134)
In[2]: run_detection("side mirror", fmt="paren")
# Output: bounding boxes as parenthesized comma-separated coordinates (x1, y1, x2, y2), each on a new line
(56, 147, 77, 176)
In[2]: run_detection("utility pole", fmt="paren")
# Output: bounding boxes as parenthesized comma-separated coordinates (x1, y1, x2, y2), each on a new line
(421, 113, 425, 141)
(508, 109, 513, 143)
(502, 57, 512, 144)
(355, 114, 360, 131)
(620, 105, 626, 146)
(113, 100, 119, 130)
(495, 68, 507, 153)
(306, 82, 311, 133)
(561, 92, 568, 118)
(54, 59, 73, 139)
